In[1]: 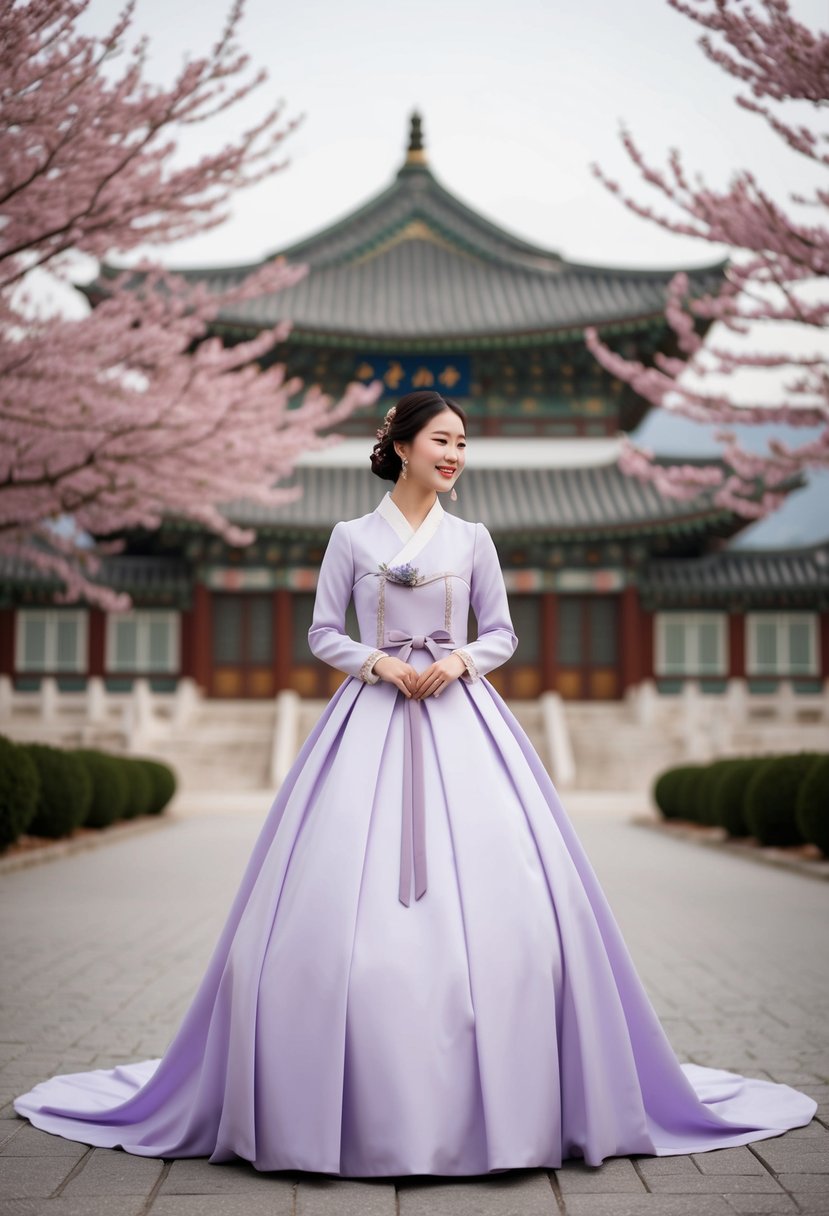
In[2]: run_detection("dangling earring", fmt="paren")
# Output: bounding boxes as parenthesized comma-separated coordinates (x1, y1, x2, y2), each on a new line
(401, 457, 408, 480)
(450, 483, 458, 501)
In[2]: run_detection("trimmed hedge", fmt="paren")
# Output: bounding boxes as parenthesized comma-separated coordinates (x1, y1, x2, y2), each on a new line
(653, 765, 703, 820)
(711, 759, 761, 837)
(0, 740, 176, 850)
(744, 753, 821, 847)
(139, 758, 177, 815)
(23, 744, 92, 839)
(74, 750, 130, 828)
(121, 758, 154, 819)
(0, 734, 40, 850)
(653, 751, 829, 856)
(795, 755, 829, 858)
(697, 760, 740, 827)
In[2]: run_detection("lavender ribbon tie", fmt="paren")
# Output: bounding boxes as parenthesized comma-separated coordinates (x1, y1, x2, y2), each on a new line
(385, 629, 456, 907)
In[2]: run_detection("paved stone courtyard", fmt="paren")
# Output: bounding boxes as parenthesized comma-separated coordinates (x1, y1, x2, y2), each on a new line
(0, 792, 826, 1215)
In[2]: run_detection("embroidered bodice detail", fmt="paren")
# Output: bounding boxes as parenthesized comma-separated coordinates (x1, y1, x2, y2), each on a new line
(374, 569, 465, 649)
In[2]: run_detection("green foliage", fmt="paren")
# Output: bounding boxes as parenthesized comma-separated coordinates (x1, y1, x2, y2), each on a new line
(695, 760, 738, 827)
(744, 753, 822, 847)
(23, 744, 92, 838)
(138, 758, 177, 815)
(0, 734, 40, 851)
(710, 759, 762, 837)
(653, 765, 703, 821)
(121, 757, 154, 819)
(796, 754, 829, 857)
(74, 750, 129, 828)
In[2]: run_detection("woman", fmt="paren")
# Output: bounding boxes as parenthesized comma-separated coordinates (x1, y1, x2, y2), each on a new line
(14, 390, 816, 1176)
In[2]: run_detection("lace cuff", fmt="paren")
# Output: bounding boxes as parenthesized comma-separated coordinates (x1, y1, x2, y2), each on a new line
(359, 649, 387, 684)
(452, 648, 480, 683)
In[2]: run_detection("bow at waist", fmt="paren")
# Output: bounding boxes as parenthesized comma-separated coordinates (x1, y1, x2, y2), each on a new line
(382, 628, 458, 908)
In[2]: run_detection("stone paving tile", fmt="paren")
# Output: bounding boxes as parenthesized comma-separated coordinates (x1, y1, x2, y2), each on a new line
(637, 1155, 700, 1176)
(559, 1196, 734, 1215)
(0, 1129, 87, 1160)
(60, 1147, 162, 1197)
(691, 1147, 768, 1174)
(556, 1157, 645, 1192)
(160, 1157, 294, 1195)
(0, 1125, 22, 1153)
(150, 1198, 292, 1216)
(0, 1157, 82, 1200)
(722, 1197, 798, 1214)
(298, 1176, 399, 1215)
(643, 1172, 782, 1194)
(396, 1172, 556, 1215)
(0, 1201, 146, 1216)
(775, 1171, 829, 1192)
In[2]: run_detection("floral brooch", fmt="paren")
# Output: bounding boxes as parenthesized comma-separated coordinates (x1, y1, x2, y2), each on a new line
(378, 561, 423, 587)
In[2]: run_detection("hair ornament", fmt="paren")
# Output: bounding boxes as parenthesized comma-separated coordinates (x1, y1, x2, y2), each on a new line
(374, 405, 397, 442)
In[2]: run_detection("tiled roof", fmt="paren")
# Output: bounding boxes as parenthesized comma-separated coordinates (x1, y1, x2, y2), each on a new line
(0, 555, 191, 598)
(90, 123, 726, 348)
(217, 462, 736, 540)
(642, 544, 829, 603)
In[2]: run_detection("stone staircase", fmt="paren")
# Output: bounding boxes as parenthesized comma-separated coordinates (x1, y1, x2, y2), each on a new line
(562, 702, 685, 792)
(147, 699, 276, 791)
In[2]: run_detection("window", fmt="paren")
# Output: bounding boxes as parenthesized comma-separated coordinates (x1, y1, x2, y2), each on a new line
(106, 611, 179, 673)
(747, 613, 819, 677)
(16, 610, 88, 672)
(655, 612, 728, 676)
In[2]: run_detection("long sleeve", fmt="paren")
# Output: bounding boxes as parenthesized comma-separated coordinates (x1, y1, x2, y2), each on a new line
(452, 521, 518, 683)
(307, 521, 387, 684)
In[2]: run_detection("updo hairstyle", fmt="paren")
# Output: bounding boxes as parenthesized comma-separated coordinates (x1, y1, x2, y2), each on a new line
(370, 391, 467, 483)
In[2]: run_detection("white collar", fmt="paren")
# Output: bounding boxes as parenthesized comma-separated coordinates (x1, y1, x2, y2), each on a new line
(375, 491, 445, 567)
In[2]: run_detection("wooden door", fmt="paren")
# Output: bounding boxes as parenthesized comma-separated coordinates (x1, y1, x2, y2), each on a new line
(556, 595, 620, 699)
(210, 593, 275, 697)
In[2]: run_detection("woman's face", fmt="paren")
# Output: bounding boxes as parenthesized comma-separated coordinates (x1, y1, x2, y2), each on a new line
(396, 408, 466, 494)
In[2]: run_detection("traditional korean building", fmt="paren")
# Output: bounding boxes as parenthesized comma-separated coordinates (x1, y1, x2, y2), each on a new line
(1, 114, 827, 705)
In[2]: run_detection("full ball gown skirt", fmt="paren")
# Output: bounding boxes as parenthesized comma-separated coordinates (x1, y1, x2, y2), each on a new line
(14, 493, 817, 1175)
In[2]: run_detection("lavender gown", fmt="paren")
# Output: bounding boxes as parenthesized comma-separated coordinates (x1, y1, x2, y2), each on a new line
(14, 491, 817, 1175)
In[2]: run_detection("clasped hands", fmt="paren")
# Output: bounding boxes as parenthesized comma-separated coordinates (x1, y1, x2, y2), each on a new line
(373, 652, 466, 699)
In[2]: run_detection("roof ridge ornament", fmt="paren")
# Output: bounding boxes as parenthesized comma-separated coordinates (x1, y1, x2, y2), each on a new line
(405, 110, 427, 166)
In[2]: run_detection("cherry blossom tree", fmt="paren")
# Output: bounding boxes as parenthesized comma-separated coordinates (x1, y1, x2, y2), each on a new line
(585, 0, 829, 518)
(0, 0, 380, 608)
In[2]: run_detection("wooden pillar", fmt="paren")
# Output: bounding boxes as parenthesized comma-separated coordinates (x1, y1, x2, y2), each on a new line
(728, 612, 745, 679)
(541, 592, 557, 692)
(640, 609, 655, 681)
(619, 585, 640, 693)
(88, 609, 106, 678)
(274, 590, 292, 691)
(0, 608, 14, 676)
(189, 583, 212, 695)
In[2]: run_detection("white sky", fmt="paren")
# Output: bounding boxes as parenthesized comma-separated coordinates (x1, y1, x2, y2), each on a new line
(74, 0, 827, 272)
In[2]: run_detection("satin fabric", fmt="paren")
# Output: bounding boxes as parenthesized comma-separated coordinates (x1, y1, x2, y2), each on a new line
(13, 498, 817, 1175)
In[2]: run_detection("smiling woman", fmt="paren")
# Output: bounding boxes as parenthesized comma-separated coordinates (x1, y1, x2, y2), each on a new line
(13, 390, 818, 1176)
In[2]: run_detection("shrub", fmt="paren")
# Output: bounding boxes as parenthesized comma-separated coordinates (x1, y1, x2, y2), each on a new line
(0, 734, 40, 850)
(675, 765, 706, 822)
(121, 757, 154, 819)
(711, 758, 762, 837)
(74, 750, 129, 828)
(744, 753, 821, 847)
(796, 754, 829, 857)
(653, 765, 704, 821)
(23, 744, 92, 838)
(138, 759, 177, 815)
(695, 760, 738, 827)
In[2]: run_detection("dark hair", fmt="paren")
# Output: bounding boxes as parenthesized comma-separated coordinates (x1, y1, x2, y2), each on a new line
(370, 391, 467, 483)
